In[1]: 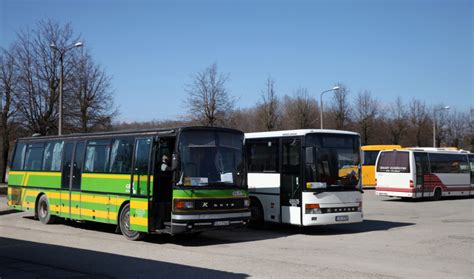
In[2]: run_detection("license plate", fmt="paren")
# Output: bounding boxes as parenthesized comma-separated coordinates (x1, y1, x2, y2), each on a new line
(214, 221, 230, 226)
(335, 215, 349, 222)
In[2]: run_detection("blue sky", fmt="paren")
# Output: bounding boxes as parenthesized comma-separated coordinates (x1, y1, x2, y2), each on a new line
(1, 0, 472, 122)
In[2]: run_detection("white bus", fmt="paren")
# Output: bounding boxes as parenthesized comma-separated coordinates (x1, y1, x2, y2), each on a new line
(245, 129, 363, 226)
(375, 148, 474, 200)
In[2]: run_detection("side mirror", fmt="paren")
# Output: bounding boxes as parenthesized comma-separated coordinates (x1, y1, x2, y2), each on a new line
(305, 147, 314, 164)
(171, 153, 179, 170)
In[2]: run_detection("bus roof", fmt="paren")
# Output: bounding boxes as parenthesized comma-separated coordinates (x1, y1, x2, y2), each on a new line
(361, 145, 402, 151)
(380, 148, 471, 155)
(245, 129, 359, 139)
(16, 126, 243, 142)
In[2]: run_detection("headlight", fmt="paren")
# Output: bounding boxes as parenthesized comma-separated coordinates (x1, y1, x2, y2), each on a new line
(174, 200, 194, 210)
(243, 199, 250, 208)
(305, 203, 322, 214)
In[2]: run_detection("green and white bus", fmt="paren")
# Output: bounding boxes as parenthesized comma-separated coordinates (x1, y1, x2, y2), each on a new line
(7, 126, 250, 240)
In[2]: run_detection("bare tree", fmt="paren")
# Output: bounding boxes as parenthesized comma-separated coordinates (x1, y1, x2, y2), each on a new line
(446, 110, 469, 148)
(328, 83, 351, 129)
(13, 20, 80, 135)
(66, 50, 117, 133)
(433, 104, 450, 147)
(256, 77, 280, 131)
(185, 63, 234, 126)
(282, 87, 319, 129)
(387, 97, 408, 144)
(0, 48, 18, 182)
(354, 90, 378, 145)
(227, 107, 259, 132)
(409, 99, 430, 146)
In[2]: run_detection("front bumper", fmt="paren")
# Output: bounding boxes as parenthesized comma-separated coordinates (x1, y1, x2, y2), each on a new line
(171, 211, 251, 234)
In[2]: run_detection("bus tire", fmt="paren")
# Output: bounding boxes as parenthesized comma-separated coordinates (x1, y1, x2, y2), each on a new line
(433, 188, 442, 201)
(249, 198, 264, 228)
(119, 203, 146, 241)
(37, 194, 57, 224)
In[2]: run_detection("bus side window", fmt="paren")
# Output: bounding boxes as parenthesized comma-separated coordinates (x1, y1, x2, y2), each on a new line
(24, 143, 45, 171)
(84, 140, 111, 173)
(109, 138, 134, 174)
(11, 143, 27, 170)
(42, 141, 64, 171)
(247, 140, 278, 173)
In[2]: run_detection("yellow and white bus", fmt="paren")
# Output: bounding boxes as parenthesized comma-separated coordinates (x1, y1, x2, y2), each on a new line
(245, 129, 363, 227)
(361, 145, 401, 188)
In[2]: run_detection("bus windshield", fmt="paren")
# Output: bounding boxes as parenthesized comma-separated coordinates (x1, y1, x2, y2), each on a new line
(363, 150, 379, 165)
(305, 133, 360, 191)
(178, 130, 244, 188)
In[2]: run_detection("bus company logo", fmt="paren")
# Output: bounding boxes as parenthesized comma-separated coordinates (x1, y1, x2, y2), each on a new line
(232, 191, 243, 197)
(202, 202, 208, 208)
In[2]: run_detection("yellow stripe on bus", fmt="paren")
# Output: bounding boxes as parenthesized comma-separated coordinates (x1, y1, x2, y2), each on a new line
(130, 216, 148, 226)
(81, 208, 109, 219)
(82, 173, 131, 180)
(82, 173, 154, 182)
(131, 200, 148, 210)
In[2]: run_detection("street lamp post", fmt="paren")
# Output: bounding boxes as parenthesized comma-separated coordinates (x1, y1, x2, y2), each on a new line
(433, 106, 450, 147)
(319, 86, 340, 129)
(50, 42, 83, 135)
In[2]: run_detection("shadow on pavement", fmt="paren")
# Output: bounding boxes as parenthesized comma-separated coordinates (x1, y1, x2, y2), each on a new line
(383, 196, 473, 203)
(0, 209, 21, 216)
(248, 219, 415, 236)
(20, 216, 290, 247)
(0, 237, 248, 278)
(21, 214, 413, 247)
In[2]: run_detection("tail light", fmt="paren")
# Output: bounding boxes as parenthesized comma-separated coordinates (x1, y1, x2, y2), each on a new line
(358, 201, 363, 212)
(409, 180, 414, 188)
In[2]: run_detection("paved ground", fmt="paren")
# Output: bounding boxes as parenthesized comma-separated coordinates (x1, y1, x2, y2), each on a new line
(0, 183, 6, 195)
(0, 190, 473, 278)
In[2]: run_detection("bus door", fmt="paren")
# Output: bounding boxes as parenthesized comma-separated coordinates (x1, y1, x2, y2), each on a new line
(414, 152, 429, 198)
(280, 138, 302, 225)
(154, 137, 175, 228)
(130, 137, 153, 232)
(469, 155, 474, 196)
(61, 141, 85, 218)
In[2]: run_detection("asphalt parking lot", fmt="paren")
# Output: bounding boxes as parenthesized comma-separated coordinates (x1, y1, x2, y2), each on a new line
(0, 190, 472, 278)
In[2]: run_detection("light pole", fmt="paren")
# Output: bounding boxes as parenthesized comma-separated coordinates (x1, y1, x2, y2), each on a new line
(50, 41, 83, 135)
(320, 86, 340, 129)
(433, 106, 450, 147)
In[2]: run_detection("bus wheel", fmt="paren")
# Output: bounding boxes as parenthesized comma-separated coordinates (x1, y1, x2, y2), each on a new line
(119, 203, 146, 241)
(37, 195, 57, 224)
(249, 199, 264, 228)
(433, 188, 442, 201)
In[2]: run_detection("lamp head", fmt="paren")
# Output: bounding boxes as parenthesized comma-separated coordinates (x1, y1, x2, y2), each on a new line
(74, 42, 83, 48)
(332, 86, 340, 91)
